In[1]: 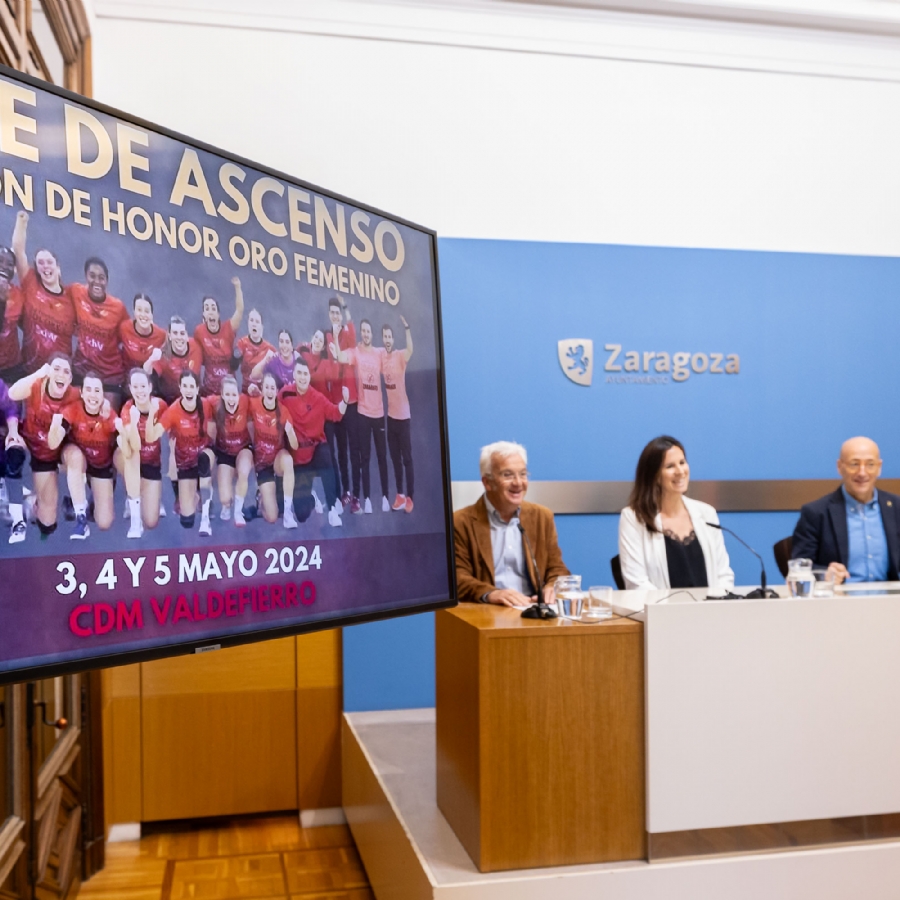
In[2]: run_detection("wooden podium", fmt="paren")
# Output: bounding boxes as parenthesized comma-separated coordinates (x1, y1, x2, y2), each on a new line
(435, 605, 646, 872)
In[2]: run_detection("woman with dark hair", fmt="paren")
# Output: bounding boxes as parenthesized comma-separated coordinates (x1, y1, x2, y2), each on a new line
(618, 435, 734, 591)
(251, 329, 298, 389)
(211, 375, 253, 526)
(158, 370, 216, 536)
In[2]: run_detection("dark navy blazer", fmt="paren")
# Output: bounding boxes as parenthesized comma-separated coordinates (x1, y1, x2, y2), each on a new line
(791, 487, 900, 580)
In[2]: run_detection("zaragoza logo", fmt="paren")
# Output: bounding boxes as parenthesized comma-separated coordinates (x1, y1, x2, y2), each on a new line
(558, 339, 593, 387)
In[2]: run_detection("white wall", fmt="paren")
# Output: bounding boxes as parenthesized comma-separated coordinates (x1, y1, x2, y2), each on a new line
(92, 0, 900, 255)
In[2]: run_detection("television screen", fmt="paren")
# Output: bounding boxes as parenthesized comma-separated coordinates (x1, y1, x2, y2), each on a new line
(0, 66, 454, 683)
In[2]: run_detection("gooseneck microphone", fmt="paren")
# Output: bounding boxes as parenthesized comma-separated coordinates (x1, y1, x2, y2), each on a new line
(518, 521, 557, 619)
(705, 522, 778, 599)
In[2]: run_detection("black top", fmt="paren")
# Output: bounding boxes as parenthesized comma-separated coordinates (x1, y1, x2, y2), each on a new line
(664, 529, 708, 589)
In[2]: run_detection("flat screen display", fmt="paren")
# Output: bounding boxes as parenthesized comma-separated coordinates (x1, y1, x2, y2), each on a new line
(0, 67, 454, 683)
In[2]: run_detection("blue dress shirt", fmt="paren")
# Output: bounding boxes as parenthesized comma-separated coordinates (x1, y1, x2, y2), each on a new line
(484, 496, 533, 596)
(843, 486, 889, 582)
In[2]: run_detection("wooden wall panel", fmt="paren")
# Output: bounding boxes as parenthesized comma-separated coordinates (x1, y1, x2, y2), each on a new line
(101, 665, 141, 827)
(141, 640, 298, 822)
(103, 630, 346, 825)
(296, 630, 342, 810)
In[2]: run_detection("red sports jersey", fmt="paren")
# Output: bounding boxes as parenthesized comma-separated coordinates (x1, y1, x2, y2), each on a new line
(213, 394, 251, 456)
(325, 321, 357, 404)
(69, 283, 129, 381)
(152, 341, 204, 403)
(248, 396, 284, 471)
(159, 398, 214, 471)
(298, 347, 340, 400)
(20, 269, 76, 372)
(236, 335, 275, 393)
(0, 285, 23, 371)
(22, 380, 79, 463)
(62, 401, 118, 470)
(121, 398, 168, 467)
(119, 319, 166, 373)
(194, 320, 235, 395)
(278, 384, 342, 466)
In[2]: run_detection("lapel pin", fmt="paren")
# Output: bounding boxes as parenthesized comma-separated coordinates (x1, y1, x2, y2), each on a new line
(889, 501, 893, 507)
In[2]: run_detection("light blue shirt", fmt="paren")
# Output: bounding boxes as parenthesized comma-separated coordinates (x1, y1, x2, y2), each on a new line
(843, 486, 889, 583)
(484, 496, 532, 596)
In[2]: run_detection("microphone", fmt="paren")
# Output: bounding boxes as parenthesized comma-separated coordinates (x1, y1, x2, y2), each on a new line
(705, 522, 778, 599)
(517, 520, 557, 619)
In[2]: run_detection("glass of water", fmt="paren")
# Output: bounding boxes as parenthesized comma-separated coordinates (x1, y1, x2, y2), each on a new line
(812, 568, 836, 598)
(786, 558, 814, 598)
(555, 575, 582, 618)
(584, 586, 613, 620)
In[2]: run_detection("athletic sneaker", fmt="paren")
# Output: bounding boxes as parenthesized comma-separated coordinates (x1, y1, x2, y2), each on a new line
(341, 492, 351, 507)
(312, 490, 324, 514)
(350, 496, 362, 515)
(328, 504, 343, 527)
(234, 505, 246, 527)
(71, 514, 90, 540)
(220, 503, 232, 521)
(159, 504, 167, 518)
(9, 520, 25, 544)
(283, 504, 298, 529)
(364, 497, 373, 514)
(381, 496, 390, 512)
(405, 497, 414, 513)
(199, 514, 211, 537)
(0, 486, 10, 526)
(63, 495, 75, 522)
(392, 494, 406, 511)
(122, 501, 129, 519)
(127, 517, 143, 539)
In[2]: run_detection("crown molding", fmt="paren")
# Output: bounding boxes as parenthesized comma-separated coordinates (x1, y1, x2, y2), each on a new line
(94, 0, 900, 83)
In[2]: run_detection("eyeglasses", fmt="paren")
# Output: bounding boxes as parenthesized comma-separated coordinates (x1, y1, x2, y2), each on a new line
(494, 469, 529, 483)
(843, 460, 880, 473)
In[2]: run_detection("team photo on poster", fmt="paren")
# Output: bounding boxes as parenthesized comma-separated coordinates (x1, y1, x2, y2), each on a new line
(0, 69, 452, 679)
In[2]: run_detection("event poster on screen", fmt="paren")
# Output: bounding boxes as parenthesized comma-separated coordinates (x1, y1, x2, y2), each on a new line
(0, 67, 453, 681)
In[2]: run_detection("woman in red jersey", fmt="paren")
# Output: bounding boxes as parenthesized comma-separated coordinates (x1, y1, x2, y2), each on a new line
(11, 211, 75, 373)
(50, 372, 123, 539)
(211, 375, 253, 526)
(158, 370, 216, 536)
(195, 276, 244, 396)
(147, 315, 204, 502)
(146, 315, 203, 404)
(119, 368, 167, 538)
(279, 358, 348, 528)
(9, 353, 80, 537)
(120, 293, 166, 377)
(248, 372, 298, 529)
(297, 328, 341, 504)
(237, 308, 274, 396)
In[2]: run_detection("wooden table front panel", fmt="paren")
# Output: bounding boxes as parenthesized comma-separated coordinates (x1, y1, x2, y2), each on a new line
(436, 607, 645, 872)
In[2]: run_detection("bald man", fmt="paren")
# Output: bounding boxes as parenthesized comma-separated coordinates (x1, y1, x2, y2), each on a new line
(791, 437, 900, 583)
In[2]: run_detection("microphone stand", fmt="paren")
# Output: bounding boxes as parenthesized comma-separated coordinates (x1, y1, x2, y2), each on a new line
(518, 521, 557, 619)
(706, 522, 779, 598)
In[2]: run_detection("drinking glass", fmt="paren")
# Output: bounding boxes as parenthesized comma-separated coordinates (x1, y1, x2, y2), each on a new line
(812, 568, 836, 598)
(786, 558, 814, 598)
(554, 575, 582, 618)
(584, 586, 613, 620)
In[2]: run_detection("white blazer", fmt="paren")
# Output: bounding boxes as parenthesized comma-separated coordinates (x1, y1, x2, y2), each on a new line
(617, 496, 735, 592)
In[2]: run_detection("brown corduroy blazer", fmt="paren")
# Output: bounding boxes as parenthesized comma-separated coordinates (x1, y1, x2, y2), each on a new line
(453, 495, 570, 604)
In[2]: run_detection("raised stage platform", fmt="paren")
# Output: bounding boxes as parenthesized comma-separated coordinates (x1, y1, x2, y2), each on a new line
(343, 709, 900, 900)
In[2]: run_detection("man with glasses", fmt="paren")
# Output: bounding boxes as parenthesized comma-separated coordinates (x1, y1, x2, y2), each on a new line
(454, 440, 569, 606)
(791, 436, 900, 583)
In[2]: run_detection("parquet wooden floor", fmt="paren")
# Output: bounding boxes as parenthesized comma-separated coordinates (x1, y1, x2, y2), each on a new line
(76, 815, 374, 900)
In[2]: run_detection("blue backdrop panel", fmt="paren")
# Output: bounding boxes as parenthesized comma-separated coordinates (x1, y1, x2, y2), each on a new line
(344, 238, 898, 712)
